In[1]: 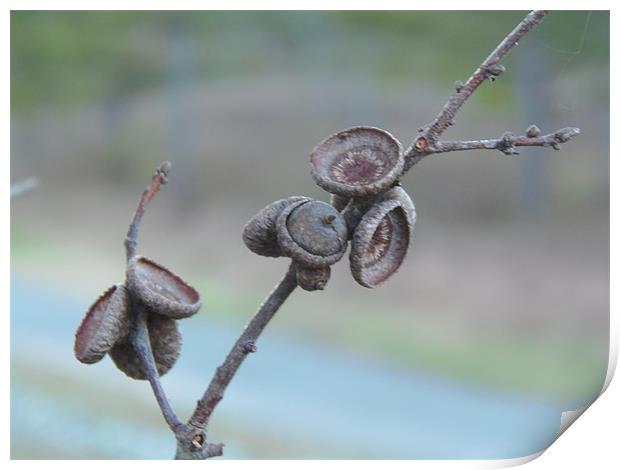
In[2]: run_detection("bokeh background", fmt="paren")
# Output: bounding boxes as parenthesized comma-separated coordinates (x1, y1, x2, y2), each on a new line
(10, 11, 609, 459)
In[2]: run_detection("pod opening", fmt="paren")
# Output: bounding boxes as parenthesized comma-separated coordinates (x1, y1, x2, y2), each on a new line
(360, 208, 410, 286)
(350, 187, 415, 289)
(329, 146, 392, 186)
(310, 126, 403, 197)
(133, 257, 200, 305)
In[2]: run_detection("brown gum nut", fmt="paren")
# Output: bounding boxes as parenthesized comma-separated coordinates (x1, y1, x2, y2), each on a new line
(126, 256, 201, 320)
(350, 186, 416, 288)
(277, 199, 348, 268)
(310, 126, 404, 197)
(296, 265, 331, 291)
(74, 284, 131, 364)
(109, 312, 182, 380)
(242, 196, 310, 257)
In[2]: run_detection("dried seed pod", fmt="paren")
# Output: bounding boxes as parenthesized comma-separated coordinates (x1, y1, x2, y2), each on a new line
(74, 284, 131, 364)
(330, 194, 350, 212)
(350, 186, 416, 288)
(310, 126, 404, 197)
(126, 256, 201, 319)
(242, 196, 310, 257)
(109, 313, 181, 380)
(277, 199, 348, 268)
(296, 265, 331, 291)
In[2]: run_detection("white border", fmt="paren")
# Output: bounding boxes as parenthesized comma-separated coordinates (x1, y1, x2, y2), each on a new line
(5, 1, 615, 467)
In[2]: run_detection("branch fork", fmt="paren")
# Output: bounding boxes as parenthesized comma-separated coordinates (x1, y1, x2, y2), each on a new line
(401, 10, 581, 172)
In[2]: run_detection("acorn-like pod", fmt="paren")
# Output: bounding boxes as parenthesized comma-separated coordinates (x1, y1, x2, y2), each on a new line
(126, 256, 201, 320)
(242, 196, 310, 257)
(74, 284, 131, 364)
(277, 199, 348, 268)
(310, 126, 404, 197)
(350, 186, 416, 288)
(296, 265, 331, 291)
(109, 313, 181, 380)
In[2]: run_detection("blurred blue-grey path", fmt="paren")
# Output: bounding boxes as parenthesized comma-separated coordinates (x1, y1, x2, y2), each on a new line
(11, 278, 583, 459)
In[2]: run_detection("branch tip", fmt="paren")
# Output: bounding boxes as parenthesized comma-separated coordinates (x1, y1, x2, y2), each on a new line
(125, 161, 172, 261)
(157, 161, 172, 183)
(555, 127, 581, 142)
(425, 126, 580, 156)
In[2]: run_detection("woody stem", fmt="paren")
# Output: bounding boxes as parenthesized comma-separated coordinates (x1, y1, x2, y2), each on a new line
(187, 263, 298, 433)
(130, 299, 183, 432)
(403, 10, 552, 171)
(125, 161, 171, 262)
(124, 161, 182, 431)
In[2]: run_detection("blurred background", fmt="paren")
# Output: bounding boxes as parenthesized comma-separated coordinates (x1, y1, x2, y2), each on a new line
(10, 11, 609, 459)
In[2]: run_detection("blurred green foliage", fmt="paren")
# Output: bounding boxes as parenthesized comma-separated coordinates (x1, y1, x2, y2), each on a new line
(11, 10, 609, 114)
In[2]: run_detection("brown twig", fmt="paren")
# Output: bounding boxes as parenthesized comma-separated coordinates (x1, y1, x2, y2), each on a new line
(120, 163, 300, 458)
(123, 161, 182, 434)
(175, 262, 298, 458)
(431, 126, 581, 156)
(125, 161, 171, 262)
(189, 262, 297, 427)
(403, 10, 551, 172)
(129, 297, 183, 432)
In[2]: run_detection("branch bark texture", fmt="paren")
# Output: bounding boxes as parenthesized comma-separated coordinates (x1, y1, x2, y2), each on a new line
(125, 162, 171, 262)
(434, 127, 581, 155)
(403, 10, 551, 172)
(189, 262, 298, 427)
(175, 263, 298, 459)
(130, 298, 183, 432)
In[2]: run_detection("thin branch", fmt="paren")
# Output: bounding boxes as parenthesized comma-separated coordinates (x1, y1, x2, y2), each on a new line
(404, 10, 550, 171)
(130, 298, 183, 431)
(188, 262, 298, 429)
(430, 126, 581, 156)
(124, 161, 182, 433)
(10, 177, 37, 199)
(125, 161, 171, 262)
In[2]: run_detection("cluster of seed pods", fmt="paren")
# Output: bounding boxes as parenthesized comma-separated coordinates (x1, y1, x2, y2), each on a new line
(243, 126, 416, 289)
(74, 255, 201, 378)
(75, 126, 416, 380)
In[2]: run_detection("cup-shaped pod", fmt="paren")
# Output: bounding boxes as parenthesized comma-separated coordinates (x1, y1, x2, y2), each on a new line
(242, 196, 310, 257)
(310, 126, 404, 197)
(74, 284, 131, 364)
(126, 256, 201, 320)
(350, 186, 416, 288)
(109, 313, 181, 380)
(277, 199, 348, 268)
